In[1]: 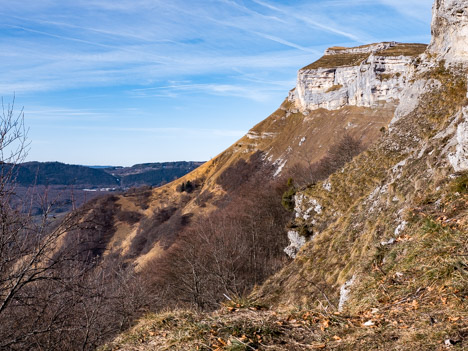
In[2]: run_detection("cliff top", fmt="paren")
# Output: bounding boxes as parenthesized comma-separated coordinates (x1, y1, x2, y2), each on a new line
(302, 42, 427, 70)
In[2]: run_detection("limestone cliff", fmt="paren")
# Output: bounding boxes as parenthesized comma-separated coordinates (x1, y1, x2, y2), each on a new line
(289, 42, 426, 111)
(258, 2, 468, 342)
(429, 0, 468, 63)
(283, 1, 468, 259)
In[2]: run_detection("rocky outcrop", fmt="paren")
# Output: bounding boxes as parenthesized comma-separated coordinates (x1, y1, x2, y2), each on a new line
(429, 0, 468, 63)
(324, 42, 395, 56)
(277, 0, 468, 313)
(283, 230, 306, 258)
(288, 43, 426, 111)
(283, 0, 468, 264)
(449, 106, 468, 171)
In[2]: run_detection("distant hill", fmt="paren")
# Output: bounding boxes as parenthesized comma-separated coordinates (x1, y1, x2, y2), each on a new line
(4, 161, 204, 219)
(103, 161, 205, 187)
(12, 162, 119, 187)
(7, 161, 204, 189)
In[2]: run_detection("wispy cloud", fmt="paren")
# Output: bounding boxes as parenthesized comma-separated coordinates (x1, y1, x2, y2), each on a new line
(131, 80, 294, 102)
(219, 0, 287, 23)
(5, 24, 120, 50)
(253, 32, 318, 53)
(250, 0, 371, 43)
(26, 106, 113, 121)
(0, 0, 433, 165)
(8, 16, 156, 42)
(108, 127, 246, 138)
(0, 31, 309, 95)
(37, 123, 246, 138)
(1, 0, 428, 96)
(378, 0, 432, 23)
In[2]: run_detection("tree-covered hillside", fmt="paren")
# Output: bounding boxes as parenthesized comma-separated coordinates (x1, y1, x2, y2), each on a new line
(5, 161, 204, 188)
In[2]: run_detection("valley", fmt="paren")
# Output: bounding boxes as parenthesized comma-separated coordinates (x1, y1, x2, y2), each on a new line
(7, 161, 204, 218)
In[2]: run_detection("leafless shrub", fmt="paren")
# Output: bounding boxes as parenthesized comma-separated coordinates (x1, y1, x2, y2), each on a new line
(0, 99, 152, 350)
(288, 133, 364, 187)
(123, 186, 152, 210)
(216, 151, 268, 192)
(116, 210, 143, 224)
(142, 178, 289, 310)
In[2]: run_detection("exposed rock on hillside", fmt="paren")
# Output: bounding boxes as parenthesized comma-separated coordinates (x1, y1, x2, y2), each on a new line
(289, 42, 426, 111)
(429, 0, 468, 62)
(448, 107, 468, 171)
(265, 60, 467, 302)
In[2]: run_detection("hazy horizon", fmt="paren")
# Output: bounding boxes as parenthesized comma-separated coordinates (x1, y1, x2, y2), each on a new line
(19, 160, 207, 168)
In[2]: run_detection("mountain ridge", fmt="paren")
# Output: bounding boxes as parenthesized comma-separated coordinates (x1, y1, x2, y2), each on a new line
(13, 160, 204, 187)
(101, 0, 468, 349)
(6, 160, 203, 219)
(62, 40, 428, 272)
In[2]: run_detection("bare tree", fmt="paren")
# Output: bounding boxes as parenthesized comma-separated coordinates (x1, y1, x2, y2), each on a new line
(0, 99, 151, 350)
(0, 97, 32, 316)
(286, 133, 364, 187)
(0, 98, 86, 348)
(144, 178, 290, 311)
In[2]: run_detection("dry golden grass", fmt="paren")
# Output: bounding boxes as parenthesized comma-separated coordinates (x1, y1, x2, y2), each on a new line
(379, 43, 427, 57)
(88, 97, 395, 269)
(326, 84, 344, 93)
(302, 43, 427, 71)
(250, 66, 468, 348)
(302, 53, 370, 70)
(327, 43, 380, 51)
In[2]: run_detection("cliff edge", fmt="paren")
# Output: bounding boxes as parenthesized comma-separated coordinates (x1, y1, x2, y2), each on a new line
(289, 42, 426, 111)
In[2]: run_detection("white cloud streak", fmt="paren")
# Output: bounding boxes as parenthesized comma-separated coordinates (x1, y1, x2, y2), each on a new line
(253, 32, 318, 53)
(378, 0, 432, 23)
(131, 80, 294, 102)
(251, 0, 369, 43)
(0, 0, 430, 97)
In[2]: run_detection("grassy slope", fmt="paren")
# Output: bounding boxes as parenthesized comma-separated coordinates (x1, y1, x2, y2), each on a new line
(93, 100, 394, 268)
(253, 63, 468, 348)
(75, 43, 432, 270)
(103, 64, 467, 350)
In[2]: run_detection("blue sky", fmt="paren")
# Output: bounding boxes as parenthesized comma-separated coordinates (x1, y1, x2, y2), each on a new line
(0, 0, 432, 166)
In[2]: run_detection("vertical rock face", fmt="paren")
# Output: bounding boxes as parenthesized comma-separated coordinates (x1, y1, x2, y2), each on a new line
(429, 0, 468, 62)
(289, 43, 426, 111)
(449, 107, 468, 171)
